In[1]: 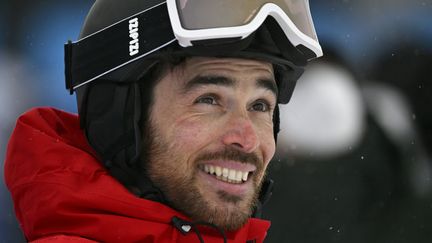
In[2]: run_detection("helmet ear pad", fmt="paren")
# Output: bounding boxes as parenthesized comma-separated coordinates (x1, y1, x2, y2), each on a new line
(79, 80, 150, 194)
(79, 57, 163, 160)
(84, 82, 139, 164)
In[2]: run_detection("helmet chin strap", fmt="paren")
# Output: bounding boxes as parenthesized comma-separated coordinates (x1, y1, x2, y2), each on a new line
(253, 178, 274, 218)
(273, 104, 280, 143)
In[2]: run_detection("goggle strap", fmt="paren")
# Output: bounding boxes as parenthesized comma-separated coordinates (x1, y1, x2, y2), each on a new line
(265, 17, 309, 65)
(64, 2, 175, 94)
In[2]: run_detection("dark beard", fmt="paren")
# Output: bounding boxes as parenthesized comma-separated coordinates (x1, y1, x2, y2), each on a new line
(141, 123, 266, 231)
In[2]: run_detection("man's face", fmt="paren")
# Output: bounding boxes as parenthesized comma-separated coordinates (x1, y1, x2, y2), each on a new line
(145, 57, 277, 230)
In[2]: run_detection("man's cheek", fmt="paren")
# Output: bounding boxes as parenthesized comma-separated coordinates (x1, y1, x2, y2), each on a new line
(172, 120, 216, 147)
(258, 128, 276, 162)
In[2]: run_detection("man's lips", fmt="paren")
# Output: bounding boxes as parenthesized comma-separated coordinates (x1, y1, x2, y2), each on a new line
(197, 160, 256, 195)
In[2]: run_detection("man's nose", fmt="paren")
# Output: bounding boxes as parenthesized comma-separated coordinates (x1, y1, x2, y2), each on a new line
(221, 113, 259, 153)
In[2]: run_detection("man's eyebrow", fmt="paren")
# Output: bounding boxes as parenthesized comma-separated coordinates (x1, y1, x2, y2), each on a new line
(257, 79, 278, 97)
(183, 75, 278, 97)
(183, 75, 234, 92)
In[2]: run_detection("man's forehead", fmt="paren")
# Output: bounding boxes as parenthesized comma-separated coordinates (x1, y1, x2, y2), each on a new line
(182, 57, 274, 73)
(175, 57, 275, 86)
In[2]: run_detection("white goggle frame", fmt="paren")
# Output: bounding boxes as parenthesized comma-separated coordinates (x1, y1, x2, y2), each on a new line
(167, 0, 323, 57)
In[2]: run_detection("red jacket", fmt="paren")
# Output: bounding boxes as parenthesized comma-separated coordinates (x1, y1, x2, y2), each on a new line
(4, 107, 270, 243)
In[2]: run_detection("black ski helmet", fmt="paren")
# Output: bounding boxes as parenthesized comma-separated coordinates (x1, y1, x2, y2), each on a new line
(64, 0, 321, 191)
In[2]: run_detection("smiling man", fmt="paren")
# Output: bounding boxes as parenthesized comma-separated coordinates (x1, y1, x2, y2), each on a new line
(147, 57, 277, 231)
(5, 0, 322, 242)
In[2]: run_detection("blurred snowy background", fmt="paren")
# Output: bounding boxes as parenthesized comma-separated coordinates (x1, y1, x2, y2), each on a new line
(1, 0, 431, 242)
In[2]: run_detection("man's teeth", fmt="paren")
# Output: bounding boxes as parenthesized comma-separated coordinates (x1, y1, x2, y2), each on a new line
(201, 165, 249, 184)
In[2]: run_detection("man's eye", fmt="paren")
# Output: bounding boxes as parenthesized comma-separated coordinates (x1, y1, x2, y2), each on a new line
(195, 95, 218, 105)
(251, 100, 271, 112)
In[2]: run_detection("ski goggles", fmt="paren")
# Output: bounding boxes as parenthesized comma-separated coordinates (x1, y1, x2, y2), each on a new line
(168, 0, 322, 57)
(65, 0, 322, 94)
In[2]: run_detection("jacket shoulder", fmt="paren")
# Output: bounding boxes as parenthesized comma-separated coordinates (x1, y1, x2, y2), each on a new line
(30, 235, 99, 243)
(4, 106, 95, 195)
(16, 107, 81, 136)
